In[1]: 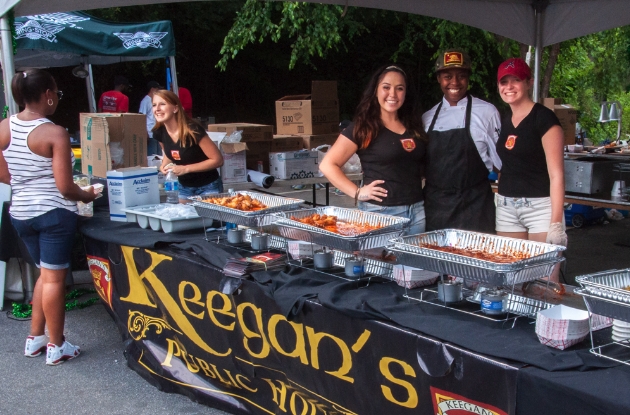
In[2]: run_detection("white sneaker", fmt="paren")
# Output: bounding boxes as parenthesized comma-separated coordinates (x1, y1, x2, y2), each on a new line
(24, 335, 49, 357)
(46, 340, 81, 366)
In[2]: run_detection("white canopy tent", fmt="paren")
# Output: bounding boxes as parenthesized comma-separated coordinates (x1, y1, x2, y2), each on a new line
(1, 0, 630, 111)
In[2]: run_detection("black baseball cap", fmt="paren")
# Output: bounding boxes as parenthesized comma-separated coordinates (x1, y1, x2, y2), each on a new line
(147, 80, 163, 89)
(114, 75, 131, 87)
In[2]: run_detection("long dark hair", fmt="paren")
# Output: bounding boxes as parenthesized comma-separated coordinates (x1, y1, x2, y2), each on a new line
(352, 65, 426, 149)
(11, 69, 56, 107)
(152, 89, 203, 148)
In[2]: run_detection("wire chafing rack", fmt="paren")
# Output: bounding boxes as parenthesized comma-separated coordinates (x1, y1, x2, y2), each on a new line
(388, 230, 566, 325)
(576, 269, 630, 366)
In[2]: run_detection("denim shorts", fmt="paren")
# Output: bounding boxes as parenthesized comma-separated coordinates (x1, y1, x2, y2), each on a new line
(358, 200, 426, 235)
(178, 177, 224, 199)
(495, 194, 551, 233)
(10, 208, 78, 270)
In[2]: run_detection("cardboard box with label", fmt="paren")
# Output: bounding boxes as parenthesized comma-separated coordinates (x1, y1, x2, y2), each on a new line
(276, 81, 339, 135)
(269, 150, 320, 180)
(80, 113, 147, 178)
(220, 142, 249, 183)
(543, 98, 578, 145)
(207, 123, 273, 142)
(107, 167, 159, 222)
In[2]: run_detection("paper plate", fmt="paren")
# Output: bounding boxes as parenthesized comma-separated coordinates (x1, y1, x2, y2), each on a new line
(613, 319, 630, 328)
(612, 334, 630, 343)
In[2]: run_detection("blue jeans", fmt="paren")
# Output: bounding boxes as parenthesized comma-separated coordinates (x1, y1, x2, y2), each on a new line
(358, 200, 426, 235)
(10, 208, 78, 269)
(178, 177, 224, 199)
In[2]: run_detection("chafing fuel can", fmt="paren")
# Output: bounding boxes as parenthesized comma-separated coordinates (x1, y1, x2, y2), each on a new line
(481, 289, 507, 315)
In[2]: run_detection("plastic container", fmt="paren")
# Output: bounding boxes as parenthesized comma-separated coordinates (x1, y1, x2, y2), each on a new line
(164, 170, 179, 204)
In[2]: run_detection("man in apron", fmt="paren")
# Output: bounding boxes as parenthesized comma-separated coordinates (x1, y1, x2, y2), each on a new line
(422, 49, 502, 233)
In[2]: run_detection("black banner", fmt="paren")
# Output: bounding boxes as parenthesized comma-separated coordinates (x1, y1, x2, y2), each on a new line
(85, 238, 517, 415)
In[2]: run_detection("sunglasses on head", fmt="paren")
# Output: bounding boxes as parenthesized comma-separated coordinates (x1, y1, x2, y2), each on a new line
(56, 90, 63, 100)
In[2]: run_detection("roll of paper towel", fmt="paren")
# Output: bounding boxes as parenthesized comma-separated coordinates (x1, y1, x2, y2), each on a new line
(247, 170, 275, 189)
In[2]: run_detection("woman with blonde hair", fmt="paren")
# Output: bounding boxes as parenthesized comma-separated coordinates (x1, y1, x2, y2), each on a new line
(152, 89, 223, 201)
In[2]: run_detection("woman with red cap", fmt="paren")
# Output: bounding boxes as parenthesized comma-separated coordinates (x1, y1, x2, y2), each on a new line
(495, 58, 567, 268)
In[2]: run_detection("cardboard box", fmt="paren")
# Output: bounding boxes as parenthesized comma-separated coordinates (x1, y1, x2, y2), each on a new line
(246, 141, 272, 173)
(276, 81, 339, 135)
(80, 113, 147, 178)
(554, 104, 578, 145)
(207, 123, 273, 142)
(147, 155, 165, 186)
(300, 133, 339, 150)
(107, 167, 159, 222)
(220, 142, 248, 184)
(269, 150, 320, 180)
(271, 135, 304, 152)
(543, 98, 563, 111)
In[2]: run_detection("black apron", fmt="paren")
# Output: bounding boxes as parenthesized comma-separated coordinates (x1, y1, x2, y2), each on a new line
(424, 95, 495, 233)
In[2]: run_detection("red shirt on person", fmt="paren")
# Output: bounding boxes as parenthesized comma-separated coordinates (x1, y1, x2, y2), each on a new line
(98, 90, 129, 113)
(178, 87, 193, 118)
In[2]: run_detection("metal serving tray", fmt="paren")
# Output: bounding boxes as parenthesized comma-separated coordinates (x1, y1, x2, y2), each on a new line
(389, 229, 565, 285)
(191, 191, 304, 227)
(274, 206, 409, 251)
(575, 288, 630, 323)
(575, 269, 630, 305)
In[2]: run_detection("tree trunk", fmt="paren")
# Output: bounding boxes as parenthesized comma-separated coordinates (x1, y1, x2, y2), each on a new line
(541, 43, 561, 99)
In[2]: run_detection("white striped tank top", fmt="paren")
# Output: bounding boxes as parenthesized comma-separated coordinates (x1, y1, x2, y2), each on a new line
(3, 115, 77, 220)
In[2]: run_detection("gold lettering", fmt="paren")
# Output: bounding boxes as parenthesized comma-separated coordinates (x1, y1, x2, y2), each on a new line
(222, 369, 241, 389)
(268, 314, 308, 365)
(162, 338, 182, 367)
(120, 248, 231, 357)
(235, 374, 257, 393)
(351, 329, 371, 353)
(119, 246, 163, 307)
(379, 357, 418, 408)
(263, 378, 288, 412)
(179, 281, 205, 319)
(237, 302, 270, 359)
(183, 352, 200, 373)
(305, 327, 354, 383)
(207, 290, 236, 331)
(194, 356, 217, 378)
(209, 363, 235, 387)
(290, 391, 310, 415)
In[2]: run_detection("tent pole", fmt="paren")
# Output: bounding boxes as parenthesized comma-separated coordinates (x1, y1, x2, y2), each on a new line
(84, 62, 97, 113)
(532, 0, 548, 103)
(0, 14, 17, 116)
(169, 56, 178, 95)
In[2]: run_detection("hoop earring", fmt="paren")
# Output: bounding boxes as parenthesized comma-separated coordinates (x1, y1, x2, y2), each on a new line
(47, 99, 53, 106)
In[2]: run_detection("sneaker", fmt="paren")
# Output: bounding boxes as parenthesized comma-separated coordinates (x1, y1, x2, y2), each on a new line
(46, 340, 81, 366)
(24, 335, 49, 357)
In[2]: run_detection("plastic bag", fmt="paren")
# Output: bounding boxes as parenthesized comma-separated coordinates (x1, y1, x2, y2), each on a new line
(109, 142, 124, 167)
(343, 153, 362, 174)
(223, 130, 243, 143)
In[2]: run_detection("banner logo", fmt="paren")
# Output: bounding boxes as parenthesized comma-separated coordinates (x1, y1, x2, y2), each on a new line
(431, 387, 507, 415)
(88, 255, 112, 308)
(114, 31, 168, 49)
(444, 52, 464, 67)
(14, 13, 89, 42)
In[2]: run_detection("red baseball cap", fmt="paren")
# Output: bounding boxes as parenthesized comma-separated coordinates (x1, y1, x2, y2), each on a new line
(497, 58, 531, 82)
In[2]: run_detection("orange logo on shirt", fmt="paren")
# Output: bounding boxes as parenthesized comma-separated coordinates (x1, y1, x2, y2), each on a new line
(400, 138, 416, 152)
(171, 150, 181, 160)
(505, 135, 517, 150)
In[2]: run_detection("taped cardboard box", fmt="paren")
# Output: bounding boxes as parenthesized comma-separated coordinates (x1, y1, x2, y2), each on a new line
(269, 150, 320, 180)
(220, 142, 248, 184)
(276, 81, 339, 135)
(107, 167, 159, 222)
(207, 123, 273, 142)
(80, 113, 147, 178)
(543, 98, 578, 145)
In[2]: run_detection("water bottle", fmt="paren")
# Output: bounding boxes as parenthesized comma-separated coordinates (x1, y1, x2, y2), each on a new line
(164, 170, 179, 204)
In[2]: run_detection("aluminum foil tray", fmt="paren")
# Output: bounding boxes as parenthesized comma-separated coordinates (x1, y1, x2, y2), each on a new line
(274, 206, 409, 251)
(575, 269, 630, 305)
(191, 191, 304, 227)
(575, 288, 630, 323)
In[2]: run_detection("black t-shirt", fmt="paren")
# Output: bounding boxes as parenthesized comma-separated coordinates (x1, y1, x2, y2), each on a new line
(342, 122, 425, 206)
(496, 103, 561, 197)
(154, 123, 219, 188)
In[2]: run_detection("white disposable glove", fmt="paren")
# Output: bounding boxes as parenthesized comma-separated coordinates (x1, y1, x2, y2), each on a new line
(546, 222, 568, 246)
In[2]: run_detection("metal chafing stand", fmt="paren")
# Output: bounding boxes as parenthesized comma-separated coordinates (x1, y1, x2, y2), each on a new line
(388, 229, 566, 325)
(576, 269, 630, 366)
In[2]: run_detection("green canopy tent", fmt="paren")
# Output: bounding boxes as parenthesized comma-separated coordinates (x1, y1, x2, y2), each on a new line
(8, 11, 177, 112)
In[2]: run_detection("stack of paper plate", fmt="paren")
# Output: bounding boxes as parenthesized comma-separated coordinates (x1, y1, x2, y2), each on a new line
(612, 319, 630, 343)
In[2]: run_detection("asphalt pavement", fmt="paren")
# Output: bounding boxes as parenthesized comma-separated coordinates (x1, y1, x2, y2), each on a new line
(1, 187, 629, 414)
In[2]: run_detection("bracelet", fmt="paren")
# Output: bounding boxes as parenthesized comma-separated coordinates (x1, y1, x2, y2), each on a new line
(354, 186, 362, 207)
